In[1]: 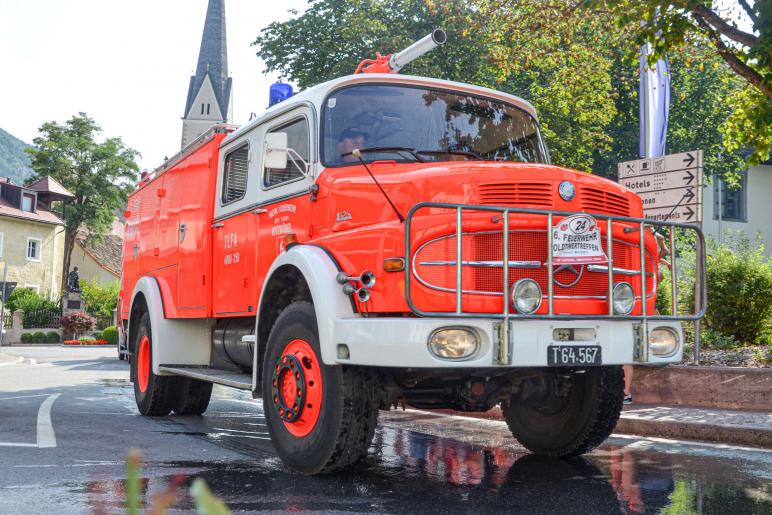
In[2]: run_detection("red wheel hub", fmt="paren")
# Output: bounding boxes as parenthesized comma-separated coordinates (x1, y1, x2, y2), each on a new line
(137, 335, 150, 393)
(271, 339, 323, 437)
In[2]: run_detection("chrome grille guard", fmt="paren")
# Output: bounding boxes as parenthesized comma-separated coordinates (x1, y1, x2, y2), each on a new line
(404, 202, 707, 322)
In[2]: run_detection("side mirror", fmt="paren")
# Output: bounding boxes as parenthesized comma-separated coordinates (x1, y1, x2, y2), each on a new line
(264, 132, 288, 169)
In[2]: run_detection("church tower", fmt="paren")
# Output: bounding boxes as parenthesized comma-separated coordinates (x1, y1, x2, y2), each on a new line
(181, 0, 233, 148)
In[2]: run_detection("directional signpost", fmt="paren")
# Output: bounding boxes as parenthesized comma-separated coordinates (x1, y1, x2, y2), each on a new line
(617, 150, 703, 224)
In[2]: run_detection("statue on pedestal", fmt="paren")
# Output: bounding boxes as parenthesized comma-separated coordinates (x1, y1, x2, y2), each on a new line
(67, 267, 81, 293)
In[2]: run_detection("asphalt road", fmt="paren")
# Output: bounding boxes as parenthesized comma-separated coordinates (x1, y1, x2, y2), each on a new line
(0, 345, 770, 514)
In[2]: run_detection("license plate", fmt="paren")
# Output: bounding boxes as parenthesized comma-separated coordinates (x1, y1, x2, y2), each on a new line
(547, 345, 602, 366)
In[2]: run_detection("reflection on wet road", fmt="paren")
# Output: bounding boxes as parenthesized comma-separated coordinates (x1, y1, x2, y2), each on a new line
(0, 349, 769, 514)
(83, 389, 772, 514)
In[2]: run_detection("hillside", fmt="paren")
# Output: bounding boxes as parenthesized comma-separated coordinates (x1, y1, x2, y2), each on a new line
(0, 128, 34, 185)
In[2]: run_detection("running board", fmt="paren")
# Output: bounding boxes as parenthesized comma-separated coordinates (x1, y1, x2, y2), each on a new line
(158, 365, 253, 390)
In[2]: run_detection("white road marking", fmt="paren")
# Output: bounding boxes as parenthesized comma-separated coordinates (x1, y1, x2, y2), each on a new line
(0, 393, 60, 448)
(0, 357, 24, 366)
(609, 433, 772, 454)
(36, 394, 60, 448)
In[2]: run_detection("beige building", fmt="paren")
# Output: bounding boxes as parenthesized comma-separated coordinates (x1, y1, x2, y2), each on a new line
(70, 227, 122, 285)
(0, 177, 74, 300)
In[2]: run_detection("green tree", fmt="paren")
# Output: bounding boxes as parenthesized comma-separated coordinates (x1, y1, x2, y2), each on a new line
(26, 114, 139, 292)
(80, 279, 120, 328)
(586, 0, 771, 165)
(253, 0, 748, 179)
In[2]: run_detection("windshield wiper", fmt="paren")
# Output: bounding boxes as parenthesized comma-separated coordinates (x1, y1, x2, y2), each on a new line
(341, 147, 425, 162)
(416, 149, 483, 161)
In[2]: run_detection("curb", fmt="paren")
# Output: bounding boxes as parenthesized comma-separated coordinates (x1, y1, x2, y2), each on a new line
(614, 416, 772, 448)
(442, 406, 772, 449)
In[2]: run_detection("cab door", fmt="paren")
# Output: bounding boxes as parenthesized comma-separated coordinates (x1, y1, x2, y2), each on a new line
(212, 142, 258, 316)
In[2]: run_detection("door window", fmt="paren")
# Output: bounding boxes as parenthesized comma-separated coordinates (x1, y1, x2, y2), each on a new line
(221, 144, 249, 205)
(264, 118, 310, 188)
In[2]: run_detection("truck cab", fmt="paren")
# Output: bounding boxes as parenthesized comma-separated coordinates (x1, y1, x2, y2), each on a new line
(119, 66, 705, 475)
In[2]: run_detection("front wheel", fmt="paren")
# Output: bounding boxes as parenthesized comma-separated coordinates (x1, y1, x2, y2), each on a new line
(502, 366, 624, 457)
(131, 313, 176, 416)
(262, 302, 381, 475)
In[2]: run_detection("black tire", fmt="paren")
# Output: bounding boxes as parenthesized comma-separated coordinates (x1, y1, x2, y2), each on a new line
(502, 366, 624, 457)
(173, 378, 213, 416)
(262, 301, 381, 475)
(132, 313, 176, 416)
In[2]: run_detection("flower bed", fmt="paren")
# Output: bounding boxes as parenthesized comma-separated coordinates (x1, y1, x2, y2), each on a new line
(63, 339, 110, 346)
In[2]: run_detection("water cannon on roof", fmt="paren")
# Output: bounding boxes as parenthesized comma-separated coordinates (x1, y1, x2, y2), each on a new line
(354, 29, 447, 74)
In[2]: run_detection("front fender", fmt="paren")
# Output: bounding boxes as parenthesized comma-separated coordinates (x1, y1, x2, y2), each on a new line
(257, 245, 358, 365)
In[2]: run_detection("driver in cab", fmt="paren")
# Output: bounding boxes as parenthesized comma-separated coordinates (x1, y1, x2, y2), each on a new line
(336, 128, 368, 163)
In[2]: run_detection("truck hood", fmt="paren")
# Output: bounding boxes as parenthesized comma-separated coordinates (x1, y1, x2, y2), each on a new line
(320, 161, 642, 232)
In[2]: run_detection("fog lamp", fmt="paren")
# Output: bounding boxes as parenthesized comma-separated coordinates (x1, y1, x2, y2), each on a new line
(649, 327, 679, 357)
(511, 279, 542, 314)
(428, 328, 479, 359)
(612, 282, 635, 315)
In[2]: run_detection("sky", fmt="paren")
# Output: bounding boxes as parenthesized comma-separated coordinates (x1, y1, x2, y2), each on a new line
(0, 0, 308, 171)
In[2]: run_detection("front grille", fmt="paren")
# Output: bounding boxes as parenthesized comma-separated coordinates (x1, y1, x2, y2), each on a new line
(477, 183, 553, 208)
(413, 230, 654, 297)
(580, 187, 630, 216)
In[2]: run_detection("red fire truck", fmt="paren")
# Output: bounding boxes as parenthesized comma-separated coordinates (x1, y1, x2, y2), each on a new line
(119, 30, 705, 474)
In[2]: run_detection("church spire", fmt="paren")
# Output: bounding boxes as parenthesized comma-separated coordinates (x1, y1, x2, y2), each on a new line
(181, 0, 233, 148)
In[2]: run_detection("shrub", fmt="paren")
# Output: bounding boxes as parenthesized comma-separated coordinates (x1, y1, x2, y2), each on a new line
(702, 234, 772, 345)
(46, 331, 60, 343)
(81, 279, 119, 328)
(60, 312, 96, 338)
(32, 331, 47, 343)
(102, 326, 119, 346)
(93, 331, 103, 340)
(5, 288, 39, 313)
(20, 332, 33, 343)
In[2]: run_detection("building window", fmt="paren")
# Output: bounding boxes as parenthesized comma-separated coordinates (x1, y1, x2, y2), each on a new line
(22, 193, 35, 212)
(24, 284, 40, 293)
(264, 117, 310, 188)
(26, 237, 42, 261)
(714, 172, 747, 222)
(221, 144, 249, 204)
(201, 103, 205, 115)
(207, 103, 211, 115)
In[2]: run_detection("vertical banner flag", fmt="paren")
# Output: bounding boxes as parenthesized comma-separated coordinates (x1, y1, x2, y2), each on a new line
(639, 41, 670, 158)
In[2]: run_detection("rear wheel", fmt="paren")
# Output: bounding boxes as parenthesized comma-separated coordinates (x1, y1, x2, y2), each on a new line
(131, 313, 176, 416)
(172, 378, 213, 416)
(502, 366, 624, 457)
(262, 302, 381, 475)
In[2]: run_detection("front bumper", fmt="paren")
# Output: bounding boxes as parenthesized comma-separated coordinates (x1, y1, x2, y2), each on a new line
(332, 317, 683, 368)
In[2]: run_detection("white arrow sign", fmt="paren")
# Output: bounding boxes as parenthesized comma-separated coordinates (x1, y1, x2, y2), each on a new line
(618, 150, 703, 224)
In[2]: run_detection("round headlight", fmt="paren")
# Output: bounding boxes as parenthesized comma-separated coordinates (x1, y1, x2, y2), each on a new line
(428, 328, 479, 359)
(649, 327, 679, 357)
(512, 279, 542, 314)
(612, 282, 635, 315)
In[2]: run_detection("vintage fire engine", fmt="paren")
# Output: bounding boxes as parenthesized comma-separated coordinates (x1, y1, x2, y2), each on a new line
(119, 30, 705, 474)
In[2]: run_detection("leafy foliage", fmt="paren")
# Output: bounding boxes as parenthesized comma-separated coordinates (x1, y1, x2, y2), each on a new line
(702, 234, 772, 345)
(46, 331, 60, 343)
(60, 311, 96, 338)
(5, 287, 39, 313)
(80, 279, 119, 328)
(102, 325, 119, 346)
(585, 0, 771, 165)
(253, 0, 749, 180)
(20, 333, 32, 343)
(26, 113, 139, 291)
(0, 128, 34, 185)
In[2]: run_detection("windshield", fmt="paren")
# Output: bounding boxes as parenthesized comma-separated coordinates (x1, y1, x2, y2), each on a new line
(322, 84, 549, 166)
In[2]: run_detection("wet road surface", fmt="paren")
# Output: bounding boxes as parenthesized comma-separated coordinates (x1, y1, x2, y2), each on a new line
(1, 346, 770, 514)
